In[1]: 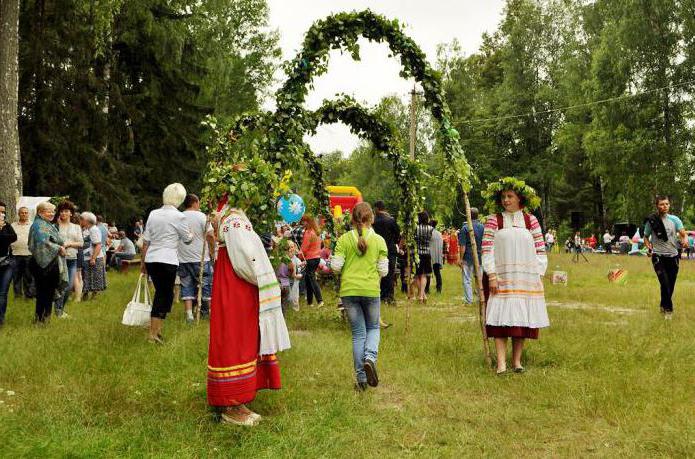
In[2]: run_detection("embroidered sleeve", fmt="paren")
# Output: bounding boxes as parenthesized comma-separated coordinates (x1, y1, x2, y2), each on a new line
(222, 215, 263, 285)
(481, 216, 498, 275)
(529, 215, 548, 275)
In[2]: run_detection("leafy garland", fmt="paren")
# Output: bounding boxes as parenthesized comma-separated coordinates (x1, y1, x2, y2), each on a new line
(269, 10, 469, 249)
(200, 10, 471, 251)
(304, 96, 425, 247)
(481, 177, 542, 214)
(272, 10, 470, 183)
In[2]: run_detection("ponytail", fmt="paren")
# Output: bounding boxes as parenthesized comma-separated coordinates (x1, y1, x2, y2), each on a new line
(352, 202, 374, 256)
(357, 223, 367, 255)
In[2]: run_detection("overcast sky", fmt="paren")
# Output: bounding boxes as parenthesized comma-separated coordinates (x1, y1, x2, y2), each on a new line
(265, 0, 506, 155)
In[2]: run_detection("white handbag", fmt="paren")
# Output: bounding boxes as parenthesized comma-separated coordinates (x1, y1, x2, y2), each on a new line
(122, 273, 152, 327)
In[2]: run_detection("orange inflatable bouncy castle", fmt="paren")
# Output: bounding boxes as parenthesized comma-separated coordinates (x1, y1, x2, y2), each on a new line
(327, 186, 363, 218)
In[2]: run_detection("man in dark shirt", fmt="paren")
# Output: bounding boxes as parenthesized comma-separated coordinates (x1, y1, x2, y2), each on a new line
(372, 201, 400, 304)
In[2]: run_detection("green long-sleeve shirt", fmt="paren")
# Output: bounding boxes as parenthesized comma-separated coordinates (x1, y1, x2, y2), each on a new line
(333, 228, 388, 298)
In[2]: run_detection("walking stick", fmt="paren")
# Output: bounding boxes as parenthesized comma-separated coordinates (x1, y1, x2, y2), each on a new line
(195, 214, 211, 323)
(463, 191, 492, 368)
(405, 249, 412, 335)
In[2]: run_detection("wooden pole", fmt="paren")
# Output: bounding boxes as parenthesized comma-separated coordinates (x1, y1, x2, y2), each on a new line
(463, 191, 492, 368)
(405, 84, 419, 334)
(195, 214, 211, 323)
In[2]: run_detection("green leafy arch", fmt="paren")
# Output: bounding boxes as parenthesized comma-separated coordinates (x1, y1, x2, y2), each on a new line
(202, 9, 471, 243)
(301, 96, 424, 238)
(269, 10, 470, 193)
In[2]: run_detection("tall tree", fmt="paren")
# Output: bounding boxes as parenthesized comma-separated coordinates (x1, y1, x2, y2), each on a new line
(0, 0, 22, 219)
(17, 0, 280, 222)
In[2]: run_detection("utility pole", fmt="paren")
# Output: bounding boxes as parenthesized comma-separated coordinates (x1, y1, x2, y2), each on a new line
(409, 84, 418, 160)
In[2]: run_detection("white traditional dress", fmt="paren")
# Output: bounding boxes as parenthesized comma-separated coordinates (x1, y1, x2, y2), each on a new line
(481, 210, 549, 338)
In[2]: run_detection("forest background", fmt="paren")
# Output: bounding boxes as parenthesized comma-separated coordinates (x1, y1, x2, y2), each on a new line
(4, 0, 695, 238)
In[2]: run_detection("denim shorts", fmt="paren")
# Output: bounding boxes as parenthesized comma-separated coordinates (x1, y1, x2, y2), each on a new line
(178, 261, 213, 301)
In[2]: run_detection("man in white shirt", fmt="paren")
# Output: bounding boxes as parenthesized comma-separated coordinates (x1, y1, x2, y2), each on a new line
(177, 194, 215, 322)
(110, 231, 137, 268)
(603, 230, 613, 254)
(10, 207, 35, 298)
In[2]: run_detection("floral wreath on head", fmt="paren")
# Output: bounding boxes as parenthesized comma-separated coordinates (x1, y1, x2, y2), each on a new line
(481, 177, 541, 214)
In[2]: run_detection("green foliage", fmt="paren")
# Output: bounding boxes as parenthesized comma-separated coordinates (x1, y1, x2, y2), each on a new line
(221, 10, 471, 252)
(272, 10, 469, 189)
(303, 96, 425, 245)
(18, 0, 280, 223)
(442, 0, 695, 232)
(200, 115, 292, 233)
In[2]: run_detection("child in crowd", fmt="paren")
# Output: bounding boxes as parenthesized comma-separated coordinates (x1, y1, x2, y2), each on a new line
(289, 241, 303, 311)
(276, 239, 293, 311)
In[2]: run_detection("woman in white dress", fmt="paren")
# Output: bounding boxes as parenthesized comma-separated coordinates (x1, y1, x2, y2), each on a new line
(481, 178, 548, 375)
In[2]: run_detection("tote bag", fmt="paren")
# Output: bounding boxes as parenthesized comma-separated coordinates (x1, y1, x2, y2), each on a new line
(122, 273, 152, 327)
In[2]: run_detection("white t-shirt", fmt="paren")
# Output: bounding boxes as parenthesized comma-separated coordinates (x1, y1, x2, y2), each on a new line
(84, 226, 104, 259)
(603, 232, 613, 244)
(58, 222, 83, 260)
(10, 222, 32, 256)
(120, 237, 136, 256)
(178, 210, 213, 263)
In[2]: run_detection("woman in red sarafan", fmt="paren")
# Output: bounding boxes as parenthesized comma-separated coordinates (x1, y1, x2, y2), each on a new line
(207, 202, 291, 426)
(447, 230, 460, 265)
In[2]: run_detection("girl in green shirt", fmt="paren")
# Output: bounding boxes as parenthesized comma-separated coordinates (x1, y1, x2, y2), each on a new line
(331, 203, 388, 390)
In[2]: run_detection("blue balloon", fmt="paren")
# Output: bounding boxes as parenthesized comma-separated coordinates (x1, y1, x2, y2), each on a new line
(277, 194, 306, 223)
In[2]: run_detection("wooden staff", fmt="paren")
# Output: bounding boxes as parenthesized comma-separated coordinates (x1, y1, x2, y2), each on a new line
(405, 247, 412, 335)
(463, 191, 492, 368)
(195, 213, 212, 323)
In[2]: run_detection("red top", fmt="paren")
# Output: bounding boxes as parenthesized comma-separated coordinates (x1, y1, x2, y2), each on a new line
(587, 235, 597, 249)
(301, 229, 322, 260)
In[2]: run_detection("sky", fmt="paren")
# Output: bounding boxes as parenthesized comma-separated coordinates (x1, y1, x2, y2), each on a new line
(265, 0, 506, 156)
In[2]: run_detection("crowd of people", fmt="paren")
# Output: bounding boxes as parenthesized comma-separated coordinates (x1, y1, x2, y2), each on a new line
(2, 178, 686, 426)
(0, 199, 144, 326)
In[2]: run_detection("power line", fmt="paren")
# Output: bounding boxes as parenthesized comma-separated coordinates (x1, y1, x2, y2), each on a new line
(457, 78, 695, 125)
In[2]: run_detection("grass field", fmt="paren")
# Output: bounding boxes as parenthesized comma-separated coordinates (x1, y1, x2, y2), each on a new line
(0, 254, 693, 457)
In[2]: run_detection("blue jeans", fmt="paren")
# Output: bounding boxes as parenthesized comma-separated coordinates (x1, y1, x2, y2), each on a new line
(343, 296, 381, 383)
(55, 259, 77, 315)
(0, 258, 16, 324)
(462, 262, 481, 304)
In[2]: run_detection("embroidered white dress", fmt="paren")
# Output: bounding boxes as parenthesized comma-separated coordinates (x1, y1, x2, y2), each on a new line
(481, 211, 549, 330)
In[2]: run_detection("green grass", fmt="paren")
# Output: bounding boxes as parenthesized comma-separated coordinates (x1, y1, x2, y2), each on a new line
(0, 254, 693, 457)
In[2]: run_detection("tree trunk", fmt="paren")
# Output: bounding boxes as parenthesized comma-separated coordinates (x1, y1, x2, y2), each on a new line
(0, 0, 22, 220)
(593, 175, 606, 231)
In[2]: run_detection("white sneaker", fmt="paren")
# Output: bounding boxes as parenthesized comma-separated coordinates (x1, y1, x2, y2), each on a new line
(59, 313, 70, 319)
